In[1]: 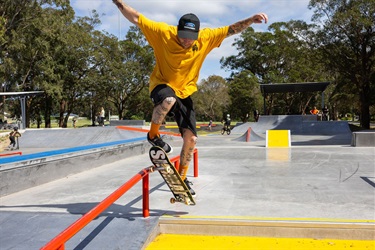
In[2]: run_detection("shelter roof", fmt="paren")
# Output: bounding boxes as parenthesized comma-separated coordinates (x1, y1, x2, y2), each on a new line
(0, 91, 44, 97)
(260, 82, 330, 94)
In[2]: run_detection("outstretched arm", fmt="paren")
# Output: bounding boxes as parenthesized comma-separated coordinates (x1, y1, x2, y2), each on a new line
(112, 0, 140, 25)
(227, 13, 268, 37)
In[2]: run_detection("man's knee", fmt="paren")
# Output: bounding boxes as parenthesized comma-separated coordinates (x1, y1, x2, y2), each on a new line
(152, 97, 177, 124)
(183, 130, 197, 145)
(190, 136, 197, 146)
(161, 97, 176, 111)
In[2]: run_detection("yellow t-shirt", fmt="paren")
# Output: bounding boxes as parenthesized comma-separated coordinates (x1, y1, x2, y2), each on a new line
(138, 14, 229, 99)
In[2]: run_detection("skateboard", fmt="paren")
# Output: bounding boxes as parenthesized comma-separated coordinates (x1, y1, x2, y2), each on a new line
(149, 146, 196, 206)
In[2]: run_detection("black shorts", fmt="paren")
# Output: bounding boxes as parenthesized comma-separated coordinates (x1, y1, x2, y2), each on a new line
(150, 85, 197, 137)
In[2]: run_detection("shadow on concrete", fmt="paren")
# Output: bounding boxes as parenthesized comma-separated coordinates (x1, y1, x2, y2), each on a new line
(0, 182, 187, 218)
(360, 176, 375, 188)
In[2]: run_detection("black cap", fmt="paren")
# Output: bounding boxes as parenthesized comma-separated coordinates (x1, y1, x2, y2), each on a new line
(177, 13, 200, 40)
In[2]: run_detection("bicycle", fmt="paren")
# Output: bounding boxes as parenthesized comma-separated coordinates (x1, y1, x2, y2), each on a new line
(221, 124, 231, 135)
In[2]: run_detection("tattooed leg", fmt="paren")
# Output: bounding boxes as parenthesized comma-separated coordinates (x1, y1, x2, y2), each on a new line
(151, 97, 176, 125)
(179, 128, 197, 179)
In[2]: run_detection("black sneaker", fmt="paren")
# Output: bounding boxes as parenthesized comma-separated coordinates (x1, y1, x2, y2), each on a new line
(147, 133, 173, 154)
(184, 178, 196, 197)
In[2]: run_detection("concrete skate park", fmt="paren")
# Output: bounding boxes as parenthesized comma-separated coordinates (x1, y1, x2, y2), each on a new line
(0, 115, 374, 249)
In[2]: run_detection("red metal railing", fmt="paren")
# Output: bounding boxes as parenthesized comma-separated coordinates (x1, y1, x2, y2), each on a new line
(41, 149, 198, 250)
(0, 151, 22, 157)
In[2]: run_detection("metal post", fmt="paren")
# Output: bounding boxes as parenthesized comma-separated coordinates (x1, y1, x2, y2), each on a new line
(193, 149, 198, 178)
(142, 173, 149, 218)
(246, 128, 251, 142)
(263, 95, 266, 115)
(20, 97, 26, 129)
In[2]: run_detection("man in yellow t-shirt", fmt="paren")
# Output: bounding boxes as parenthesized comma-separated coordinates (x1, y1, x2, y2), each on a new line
(113, 0, 268, 195)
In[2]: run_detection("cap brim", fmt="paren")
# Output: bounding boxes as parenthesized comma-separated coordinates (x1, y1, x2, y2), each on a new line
(178, 30, 198, 40)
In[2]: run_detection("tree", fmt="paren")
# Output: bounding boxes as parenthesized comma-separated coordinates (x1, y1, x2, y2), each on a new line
(94, 27, 154, 120)
(125, 87, 153, 121)
(221, 21, 328, 116)
(309, 0, 375, 128)
(1, 1, 157, 128)
(228, 70, 262, 122)
(1, 0, 76, 127)
(193, 75, 230, 121)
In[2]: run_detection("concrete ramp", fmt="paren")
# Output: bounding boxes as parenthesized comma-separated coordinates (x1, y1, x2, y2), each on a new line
(232, 116, 352, 145)
(243, 115, 351, 136)
(233, 127, 265, 142)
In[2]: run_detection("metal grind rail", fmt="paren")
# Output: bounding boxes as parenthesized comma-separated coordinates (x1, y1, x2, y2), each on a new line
(40, 149, 198, 250)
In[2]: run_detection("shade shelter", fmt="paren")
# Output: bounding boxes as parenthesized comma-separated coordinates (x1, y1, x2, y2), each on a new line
(259, 82, 330, 114)
(0, 91, 44, 129)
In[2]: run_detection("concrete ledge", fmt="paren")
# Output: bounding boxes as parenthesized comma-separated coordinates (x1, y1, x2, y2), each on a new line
(351, 131, 375, 147)
(158, 217, 375, 241)
(110, 120, 145, 126)
(0, 138, 150, 197)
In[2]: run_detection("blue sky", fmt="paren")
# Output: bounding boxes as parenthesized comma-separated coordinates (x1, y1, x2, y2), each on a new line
(71, 0, 314, 81)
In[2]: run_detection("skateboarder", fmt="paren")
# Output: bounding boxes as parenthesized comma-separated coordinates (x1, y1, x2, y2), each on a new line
(113, 0, 268, 195)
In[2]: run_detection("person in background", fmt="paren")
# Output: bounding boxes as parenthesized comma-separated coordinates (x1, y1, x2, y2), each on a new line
(9, 127, 21, 149)
(99, 107, 105, 127)
(310, 106, 319, 115)
(72, 117, 77, 128)
(253, 109, 259, 122)
(322, 106, 329, 121)
(223, 114, 231, 131)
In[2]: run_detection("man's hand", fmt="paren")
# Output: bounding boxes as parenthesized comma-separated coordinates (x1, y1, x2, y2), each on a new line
(227, 12, 268, 37)
(112, 0, 140, 25)
(251, 13, 268, 24)
(112, 0, 123, 10)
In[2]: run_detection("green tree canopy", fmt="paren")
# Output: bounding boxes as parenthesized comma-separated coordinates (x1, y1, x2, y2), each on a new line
(228, 70, 262, 122)
(193, 75, 230, 121)
(221, 21, 327, 116)
(309, 0, 375, 128)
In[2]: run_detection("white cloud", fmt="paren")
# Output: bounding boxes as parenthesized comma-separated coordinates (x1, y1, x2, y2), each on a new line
(71, 0, 104, 14)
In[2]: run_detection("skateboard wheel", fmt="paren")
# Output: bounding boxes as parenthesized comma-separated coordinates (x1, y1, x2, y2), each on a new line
(170, 197, 176, 204)
(184, 197, 190, 205)
(165, 166, 171, 173)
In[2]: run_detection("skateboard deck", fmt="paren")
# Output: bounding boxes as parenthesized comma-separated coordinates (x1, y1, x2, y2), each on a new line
(149, 146, 196, 206)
